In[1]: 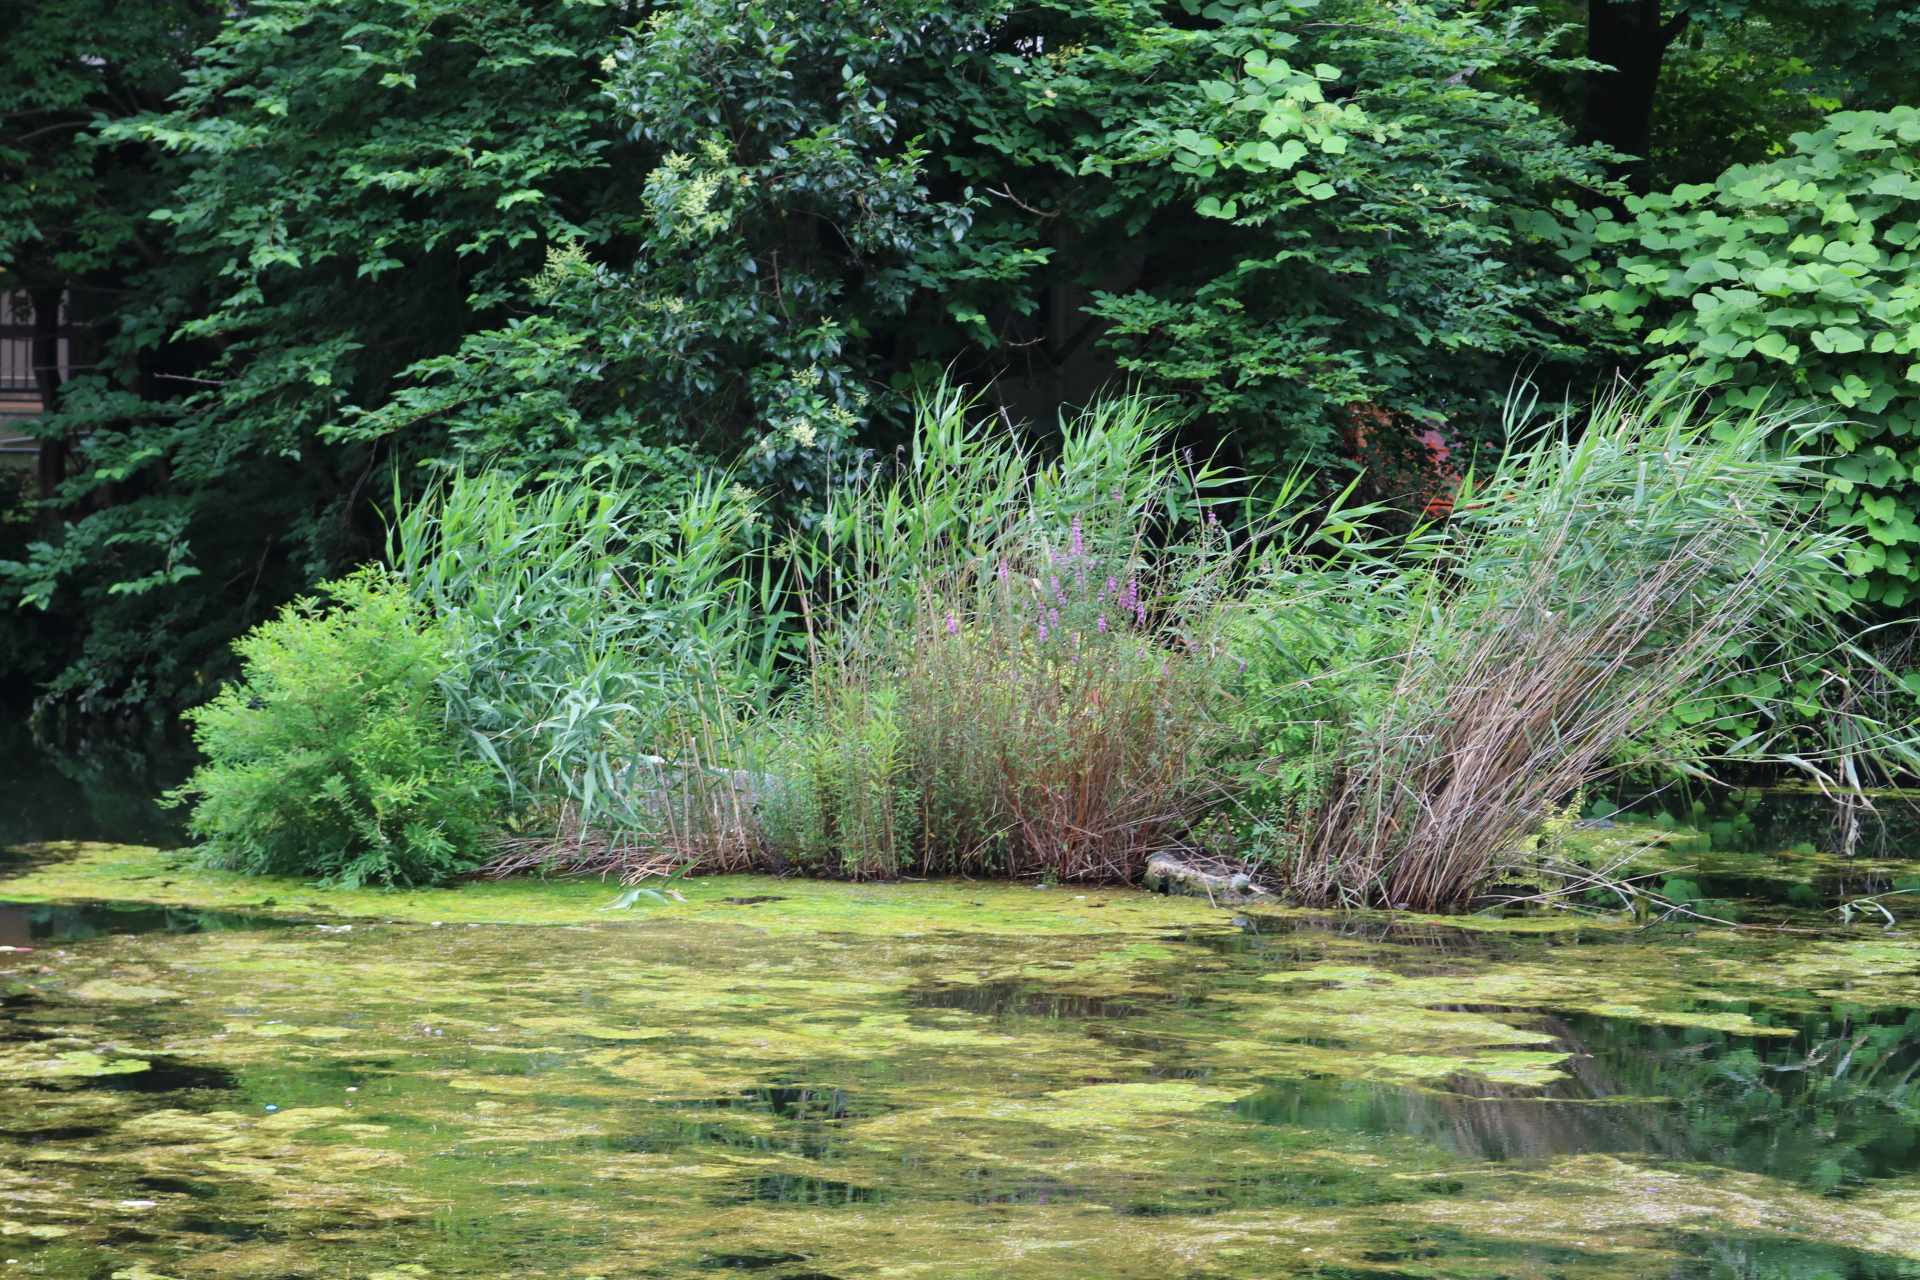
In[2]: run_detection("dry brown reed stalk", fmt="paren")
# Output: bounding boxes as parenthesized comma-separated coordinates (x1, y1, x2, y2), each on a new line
(1277, 391, 1860, 910)
(1301, 534, 1785, 909)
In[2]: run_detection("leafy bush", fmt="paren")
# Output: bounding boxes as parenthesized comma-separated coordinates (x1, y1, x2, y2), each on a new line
(174, 570, 500, 888)
(1569, 107, 1920, 606)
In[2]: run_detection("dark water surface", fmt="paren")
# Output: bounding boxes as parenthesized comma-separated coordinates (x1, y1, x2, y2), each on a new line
(0, 712, 194, 848)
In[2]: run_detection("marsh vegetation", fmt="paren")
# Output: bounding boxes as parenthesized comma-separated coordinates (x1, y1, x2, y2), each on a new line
(164, 385, 1916, 913)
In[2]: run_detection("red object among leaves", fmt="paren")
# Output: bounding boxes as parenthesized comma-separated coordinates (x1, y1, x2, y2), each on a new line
(1343, 403, 1461, 519)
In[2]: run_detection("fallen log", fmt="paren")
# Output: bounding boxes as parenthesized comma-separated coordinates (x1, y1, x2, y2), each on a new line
(1143, 851, 1282, 906)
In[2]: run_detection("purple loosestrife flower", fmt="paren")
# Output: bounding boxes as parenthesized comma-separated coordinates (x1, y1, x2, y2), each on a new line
(946, 613, 959, 636)
(1049, 608, 1059, 626)
(1097, 614, 1107, 633)
(1206, 509, 1217, 526)
(1107, 575, 1117, 597)
(1161, 661, 1169, 677)
(998, 561, 1009, 583)
(1038, 622, 1049, 642)
(1070, 516, 1083, 558)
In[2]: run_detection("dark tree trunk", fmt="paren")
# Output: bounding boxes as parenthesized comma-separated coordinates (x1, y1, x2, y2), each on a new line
(1584, 0, 1690, 193)
(28, 285, 66, 505)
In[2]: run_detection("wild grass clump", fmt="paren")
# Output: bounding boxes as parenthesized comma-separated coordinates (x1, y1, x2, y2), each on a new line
(1232, 386, 1902, 910)
(171, 569, 500, 888)
(758, 496, 1232, 881)
(644, 390, 1237, 883)
(389, 466, 781, 870)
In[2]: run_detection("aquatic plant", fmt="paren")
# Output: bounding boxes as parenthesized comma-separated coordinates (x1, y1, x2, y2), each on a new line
(170, 568, 501, 888)
(388, 465, 783, 871)
(174, 379, 1912, 902)
(412, 388, 1238, 884)
(732, 392, 1235, 881)
(1237, 384, 1896, 910)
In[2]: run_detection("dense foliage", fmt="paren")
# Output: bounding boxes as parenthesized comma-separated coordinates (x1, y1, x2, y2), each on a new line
(2, 0, 1621, 708)
(2, 0, 645, 706)
(1572, 108, 1920, 608)
(173, 569, 499, 887)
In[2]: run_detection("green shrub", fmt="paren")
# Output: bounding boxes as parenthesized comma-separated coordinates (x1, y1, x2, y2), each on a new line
(173, 569, 500, 888)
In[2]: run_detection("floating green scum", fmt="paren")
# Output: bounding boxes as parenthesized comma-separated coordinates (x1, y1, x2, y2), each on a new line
(6, 843, 1920, 1278)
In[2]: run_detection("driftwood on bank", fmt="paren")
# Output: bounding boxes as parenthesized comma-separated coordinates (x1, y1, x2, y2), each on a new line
(1142, 851, 1282, 905)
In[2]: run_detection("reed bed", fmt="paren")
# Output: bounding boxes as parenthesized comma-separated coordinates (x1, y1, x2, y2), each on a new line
(386, 381, 1914, 902)
(1249, 387, 1884, 909)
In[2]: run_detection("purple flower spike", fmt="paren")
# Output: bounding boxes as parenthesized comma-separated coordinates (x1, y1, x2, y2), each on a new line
(947, 613, 959, 636)
(998, 561, 1009, 583)
(1160, 660, 1169, 677)
(1070, 516, 1083, 557)
(1107, 575, 1117, 596)
(1136, 605, 1146, 626)
(1039, 622, 1049, 642)
(1049, 608, 1059, 625)
(1206, 509, 1218, 526)
(1097, 613, 1107, 633)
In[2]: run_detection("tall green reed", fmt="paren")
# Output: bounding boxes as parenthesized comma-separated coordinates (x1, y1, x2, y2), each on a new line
(389, 466, 784, 847)
(751, 390, 1238, 881)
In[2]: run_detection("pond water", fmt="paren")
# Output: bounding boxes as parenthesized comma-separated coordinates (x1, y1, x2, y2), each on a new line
(7, 839, 1920, 1280)
(0, 714, 194, 849)
(5, 758, 1920, 1279)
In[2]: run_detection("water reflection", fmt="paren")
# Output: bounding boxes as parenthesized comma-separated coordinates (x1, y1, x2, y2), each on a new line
(1238, 1006, 1920, 1187)
(1675, 1234, 1920, 1279)
(0, 899, 295, 942)
(0, 712, 195, 847)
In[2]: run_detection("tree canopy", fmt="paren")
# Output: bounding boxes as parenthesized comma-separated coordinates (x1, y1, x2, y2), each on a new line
(2, 0, 1917, 707)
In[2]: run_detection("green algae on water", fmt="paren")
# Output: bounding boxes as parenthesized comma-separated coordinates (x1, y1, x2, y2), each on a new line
(0, 842, 1237, 936)
(8, 846, 1920, 1277)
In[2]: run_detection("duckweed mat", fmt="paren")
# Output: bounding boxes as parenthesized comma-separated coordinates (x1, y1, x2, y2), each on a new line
(4, 845, 1920, 1278)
